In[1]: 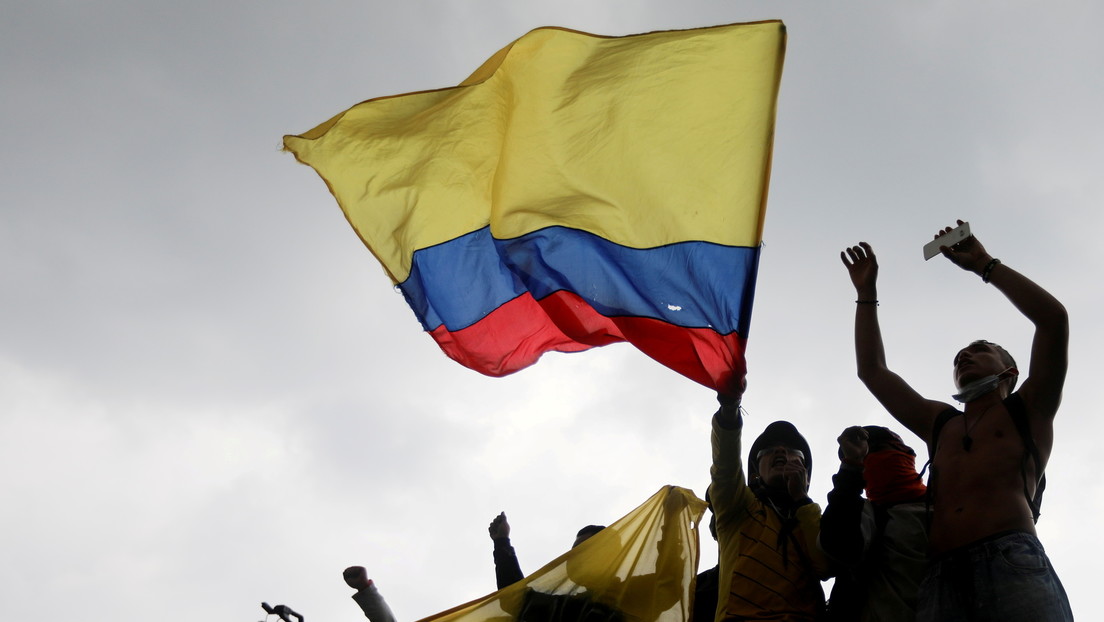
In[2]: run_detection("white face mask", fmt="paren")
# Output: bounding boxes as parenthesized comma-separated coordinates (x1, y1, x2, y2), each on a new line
(952, 375, 1000, 403)
(951, 368, 1016, 403)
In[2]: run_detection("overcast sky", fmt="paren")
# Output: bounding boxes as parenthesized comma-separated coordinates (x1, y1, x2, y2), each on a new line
(2, 2, 1102, 621)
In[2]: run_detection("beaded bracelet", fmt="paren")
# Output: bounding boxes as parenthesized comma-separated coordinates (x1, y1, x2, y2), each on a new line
(981, 258, 1001, 283)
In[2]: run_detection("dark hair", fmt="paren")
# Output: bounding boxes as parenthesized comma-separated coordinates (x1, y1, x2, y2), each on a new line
(571, 524, 606, 549)
(576, 525, 605, 540)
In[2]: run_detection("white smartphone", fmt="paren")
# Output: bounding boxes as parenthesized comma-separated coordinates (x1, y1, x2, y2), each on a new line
(923, 221, 971, 261)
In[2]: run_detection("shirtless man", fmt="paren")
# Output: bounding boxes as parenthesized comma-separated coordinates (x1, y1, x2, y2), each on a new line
(840, 221, 1072, 621)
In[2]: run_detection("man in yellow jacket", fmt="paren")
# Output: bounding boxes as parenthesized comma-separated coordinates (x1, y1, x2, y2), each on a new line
(710, 394, 833, 621)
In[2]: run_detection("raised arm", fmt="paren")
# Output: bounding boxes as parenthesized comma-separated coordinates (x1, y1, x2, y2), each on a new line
(489, 512, 524, 589)
(343, 567, 398, 622)
(709, 393, 753, 529)
(936, 220, 1068, 417)
(818, 427, 870, 567)
(841, 243, 946, 442)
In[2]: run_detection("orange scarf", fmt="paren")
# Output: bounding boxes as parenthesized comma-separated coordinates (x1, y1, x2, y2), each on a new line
(864, 450, 927, 504)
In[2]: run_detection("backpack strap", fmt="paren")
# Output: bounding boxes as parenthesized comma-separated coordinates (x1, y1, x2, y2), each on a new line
(925, 407, 962, 464)
(921, 407, 961, 520)
(1004, 393, 1046, 522)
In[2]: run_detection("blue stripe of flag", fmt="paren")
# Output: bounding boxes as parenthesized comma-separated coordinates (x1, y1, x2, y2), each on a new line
(399, 226, 760, 336)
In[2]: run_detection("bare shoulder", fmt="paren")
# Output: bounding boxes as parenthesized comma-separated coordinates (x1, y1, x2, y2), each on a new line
(907, 398, 957, 445)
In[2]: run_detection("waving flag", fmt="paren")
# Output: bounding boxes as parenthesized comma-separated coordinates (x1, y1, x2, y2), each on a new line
(418, 486, 707, 622)
(284, 21, 786, 395)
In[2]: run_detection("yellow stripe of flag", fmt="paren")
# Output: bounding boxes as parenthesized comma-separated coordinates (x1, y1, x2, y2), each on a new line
(284, 21, 785, 284)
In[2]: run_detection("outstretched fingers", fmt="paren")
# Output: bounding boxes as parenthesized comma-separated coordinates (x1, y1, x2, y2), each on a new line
(840, 242, 874, 266)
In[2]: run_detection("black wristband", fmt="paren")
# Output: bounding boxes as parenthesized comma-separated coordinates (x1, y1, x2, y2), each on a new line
(981, 258, 1001, 283)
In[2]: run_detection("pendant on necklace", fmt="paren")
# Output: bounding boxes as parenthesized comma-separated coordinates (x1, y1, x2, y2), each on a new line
(962, 435, 973, 451)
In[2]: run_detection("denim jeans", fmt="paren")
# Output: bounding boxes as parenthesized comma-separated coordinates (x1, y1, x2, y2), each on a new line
(916, 531, 1073, 622)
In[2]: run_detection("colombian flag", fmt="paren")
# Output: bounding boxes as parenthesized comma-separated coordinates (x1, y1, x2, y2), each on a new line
(284, 22, 786, 396)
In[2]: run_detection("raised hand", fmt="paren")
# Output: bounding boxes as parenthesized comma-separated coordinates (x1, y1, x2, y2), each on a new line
(784, 460, 810, 501)
(837, 426, 870, 466)
(488, 511, 511, 540)
(840, 242, 878, 297)
(936, 219, 992, 274)
(343, 566, 373, 590)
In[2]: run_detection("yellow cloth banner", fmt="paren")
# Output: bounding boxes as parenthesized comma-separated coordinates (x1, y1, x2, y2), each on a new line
(284, 22, 786, 284)
(417, 486, 707, 622)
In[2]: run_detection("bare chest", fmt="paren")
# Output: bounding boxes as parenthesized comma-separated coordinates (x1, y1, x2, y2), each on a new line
(931, 407, 1038, 501)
